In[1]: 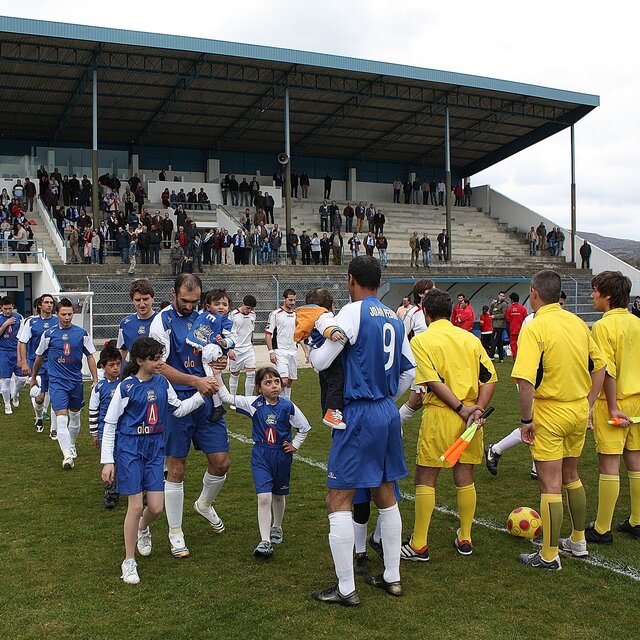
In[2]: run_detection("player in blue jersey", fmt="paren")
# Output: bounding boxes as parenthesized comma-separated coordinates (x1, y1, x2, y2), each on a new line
(0, 296, 25, 415)
(310, 256, 415, 606)
(214, 366, 311, 558)
(116, 279, 157, 362)
(31, 298, 98, 469)
(89, 345, 122, 509)
(18, 294, 56, 432)
(149, 274, 229, 558)
(100, 337, 205, 584)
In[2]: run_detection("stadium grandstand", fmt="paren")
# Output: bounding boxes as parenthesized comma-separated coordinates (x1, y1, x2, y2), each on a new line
(0, 16, 638, 340)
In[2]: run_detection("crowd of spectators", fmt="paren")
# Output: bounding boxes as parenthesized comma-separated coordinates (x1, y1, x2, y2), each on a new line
(527, 222, 566, 257)
(0, 182, 37, 263)
(392, 177, 472, 207)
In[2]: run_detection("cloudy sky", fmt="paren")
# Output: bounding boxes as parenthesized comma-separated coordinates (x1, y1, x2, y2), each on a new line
(5, 1, 639, 239)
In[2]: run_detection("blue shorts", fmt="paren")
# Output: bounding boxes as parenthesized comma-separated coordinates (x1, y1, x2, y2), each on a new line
(327, 397, 408, 490)
(115, 433, 164, 495)
(353, 481, 401, 505)
(0, 351, 21, 379)
(251, 444, 292, 495)
(49, 380, 85, 412)
(164, 390, 230, 458)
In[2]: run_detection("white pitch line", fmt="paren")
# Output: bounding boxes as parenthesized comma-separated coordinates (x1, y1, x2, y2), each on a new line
(228, 430, 640, 582)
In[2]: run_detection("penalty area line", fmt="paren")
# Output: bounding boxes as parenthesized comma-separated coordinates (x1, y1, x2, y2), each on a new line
(228, 430, 640, 582)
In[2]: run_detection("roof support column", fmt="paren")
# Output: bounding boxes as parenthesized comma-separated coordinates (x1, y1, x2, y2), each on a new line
(444, 105, 452, 261)
(91, 69, 99, 228)
(570, 124, 576, 265)
(284, 85, 292, 237)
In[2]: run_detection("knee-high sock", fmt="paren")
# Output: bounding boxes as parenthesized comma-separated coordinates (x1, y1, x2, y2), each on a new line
(328, 511, 355, 596)
(399, 403, 416, 425)
(353, 521, 368, 553)
(540, 493, 563, 561)
(493, 427, 523, 455)
(281, 386, 291, 399)
(564, 479, 586, 542)
(56, 414, 71, 452)
(1, 378, 10, 407)
(456, 484, 476, 541)
(68, 410, 81, 445)
(373, 513, 382, 543)
(164, 480, 184, 533)
(257, 493, 272, 541)
(229, 374, 239, 396)
(197, 472, 225, 508)
(32, 397, 44, 420)
(412, 485, 435, 549)
(271, 494, 285, 528)
(50, 410, 57, 433)
(245, 371, 255, 396)
(13, 375, 28, 397)
(379, 503, 402, 583)
(43, 392, 50, 412)
(629, 470, 640, 526)
(594, 474, 620, 533)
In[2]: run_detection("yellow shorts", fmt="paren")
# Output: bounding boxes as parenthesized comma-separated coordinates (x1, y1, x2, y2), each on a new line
(531, 399, 589, 461)
(593, 396, 640, 455)
(416, 405, 483, 467)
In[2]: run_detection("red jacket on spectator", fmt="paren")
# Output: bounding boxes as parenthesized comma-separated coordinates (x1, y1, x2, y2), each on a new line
(452, 303, 475, 331)
(505, 303, 528, 336)
(479, 312, 493, 334)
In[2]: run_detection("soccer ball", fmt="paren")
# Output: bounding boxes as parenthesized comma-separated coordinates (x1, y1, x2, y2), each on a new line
(507, 506, 542, 539)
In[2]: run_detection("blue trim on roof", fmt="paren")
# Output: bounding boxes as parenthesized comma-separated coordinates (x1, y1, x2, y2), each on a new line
(0, 16, 599, 107)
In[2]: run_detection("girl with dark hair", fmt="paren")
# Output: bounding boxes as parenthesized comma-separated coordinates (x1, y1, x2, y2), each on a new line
(100, 337, 204, 585)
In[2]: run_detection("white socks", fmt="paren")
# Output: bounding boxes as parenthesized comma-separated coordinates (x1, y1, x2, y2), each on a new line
(56, 413, 71, 452)
(373, 513, 382, 543)
(257, 493, 272, 541)
(353, 521, 368, 553)
(197, 472, 226, 508)
(399, 403, 416, 425)
(32, 398, 44, 420)
(281, 386, 291, 399)
(379, 503, 402, 583)
(229, 374, 239, 396)
(1, 378, 10, 407)
(12, 375, 28, 397)
(493, 427, 523, 455)
(164, 480, 184, 533)
(328, 511, 355, 596)
(272, 494, 285, 528)
(68, 410, 81, 445)
(245, 371, 255, 396)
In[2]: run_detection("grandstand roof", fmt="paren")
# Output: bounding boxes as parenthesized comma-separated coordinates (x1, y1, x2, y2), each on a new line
(0, 16, 599, 175)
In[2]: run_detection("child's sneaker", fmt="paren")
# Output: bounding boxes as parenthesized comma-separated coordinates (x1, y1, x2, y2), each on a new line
(137, 527, 153, 557)
(121, 559, 140, 584)
(323, 409, 346, 430)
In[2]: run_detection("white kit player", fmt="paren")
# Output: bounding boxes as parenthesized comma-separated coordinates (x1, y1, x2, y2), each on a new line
(228, 295, 258, 396)
(265, 289, 297, 399)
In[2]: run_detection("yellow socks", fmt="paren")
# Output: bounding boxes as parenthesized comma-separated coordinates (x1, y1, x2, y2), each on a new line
(629, 470, 640, 527)
(540, 493, 563, 561)
(456, 484, 476, 542)
(563, 479, 586, 543)
(594, 474, 620, 533)
(412, 485, 435, 550)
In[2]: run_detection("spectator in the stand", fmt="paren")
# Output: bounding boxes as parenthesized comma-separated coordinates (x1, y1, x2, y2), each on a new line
(464, 182, 472, 206)
(38, 169, 49, 200)
(393, 177, 402, 203)
(437, 178, 446, 206)
(253, 191, 265, 216)
(253, 208, 266, 230)
(556, 228, 565, 254)
(422, 179, 430, 205)
(269, 226, 282, 264)
(429, 178, 437, 205)
(232, 228, 246, 265)
(536, 222, 547, 252)
(220, 174, 230, 206)
(249, 227, 262, 265)
(174, 205, 187, 231)
(319, 200, 330, 232)
(323, 173, 332, 199)
(412, 177, 421, 204)
(203, 228, 215, 265)
(69, 174, 80, 205)
(419, 233, 432, 268)
(263, 192, 274, 224)
(170, 239, 184, 276)
(220, 228, 233, 265)
(291, 171, 299, 198)
(373, 209, 385, 237)
(90, 230, 101, 264)
(320, 232, 330, 265)
(169, 190, 178, 206)
(310, 232, 320, 265)
(213, 229, 223, 264)
(135, 183, 146, 214)
(329, 229, 343, 265)
(176, 225, 187, 249)
(181, 254, 194, 273)
(409, 231, 420, 267)
(580, 239, 592, 269)
(547, 227, 557, 256)
(127, 234, 137, 275)
(631, 296, 640, 319)
(300, 171, 310, 198)
(403, 179, 412, 204)
(348, 232, 361, 259)
(239, 178, 251, 207)
(98, 220, 107, 263)
(110, 174, 121, 195)
(187, 233, 204, 273)
(187, 189, 197, 209)
(343, 202, 354, 233)
(364, 231, 376, 257)
(161, 188, 170, 208)
(162, 212, 174, 249)
(123, 185, 135, 216)
(249, 177, 260, 205)
(0, 189, 9, 208)
(273, 167, 283, 189)
(366, 203, 376, 233)
(331, 206, 342, 234)
(159, 169, 167, 182)
(437, 228, 449, 261)
(242, 209, 252, 234)
(68, 224, 81, 264)
(24, 178, 36, 212)
(287, 228, 299, 265)
(376, 232, 388, 268)
(128, 172, 141, 193)
(300, 230, 311, 265)
(454, 184, 463, 206)
(354, 201, 365, 233)
(54, 206, 66, 236)
(16, 223, 30, 263)
(12, 180, 24, 205)
(80, 175, 92, 208)
(149, 224, 162, 265)
(177, 188, 187, 204)
(527, 226, 538, 255)
(137, 226, 150, 264)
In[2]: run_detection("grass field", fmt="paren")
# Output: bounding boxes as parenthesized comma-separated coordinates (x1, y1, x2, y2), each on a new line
(1, 364, 638, 640)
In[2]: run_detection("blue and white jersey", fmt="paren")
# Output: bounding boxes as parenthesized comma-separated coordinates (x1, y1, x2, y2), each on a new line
(0, 311, 23, 353)
(310, 296, 415, 402)
(100, 373, 203, 464)
(88, 377, 119, 437)
(36, 324, 95, 386)
(218, 384, 311, 450)
(17, 315, 54, 366)
(185, 311, 234, 352)
(116, 312, 157, 353)
(149, 305, 205, 391)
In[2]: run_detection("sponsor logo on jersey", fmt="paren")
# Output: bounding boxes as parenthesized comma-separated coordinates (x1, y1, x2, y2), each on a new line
(63, 342, 71, 356)
(147, 402, 158, 425)
(265, 426, 277, 444)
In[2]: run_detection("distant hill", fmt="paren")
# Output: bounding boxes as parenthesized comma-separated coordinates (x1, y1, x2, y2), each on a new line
(579, 232, 640, 268)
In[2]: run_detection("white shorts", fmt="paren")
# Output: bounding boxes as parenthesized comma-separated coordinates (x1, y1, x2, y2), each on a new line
(229, 347, 257, 373)
(275, 349, 298, 381)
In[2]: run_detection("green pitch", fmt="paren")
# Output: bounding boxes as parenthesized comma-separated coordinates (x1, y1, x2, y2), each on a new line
(1, 365, 638, 640)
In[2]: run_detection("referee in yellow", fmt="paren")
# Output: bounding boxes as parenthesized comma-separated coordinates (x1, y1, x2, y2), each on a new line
(401, 289, 497, 561)
(586, 271, 640, 543)
(513, 270, 605, 570)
